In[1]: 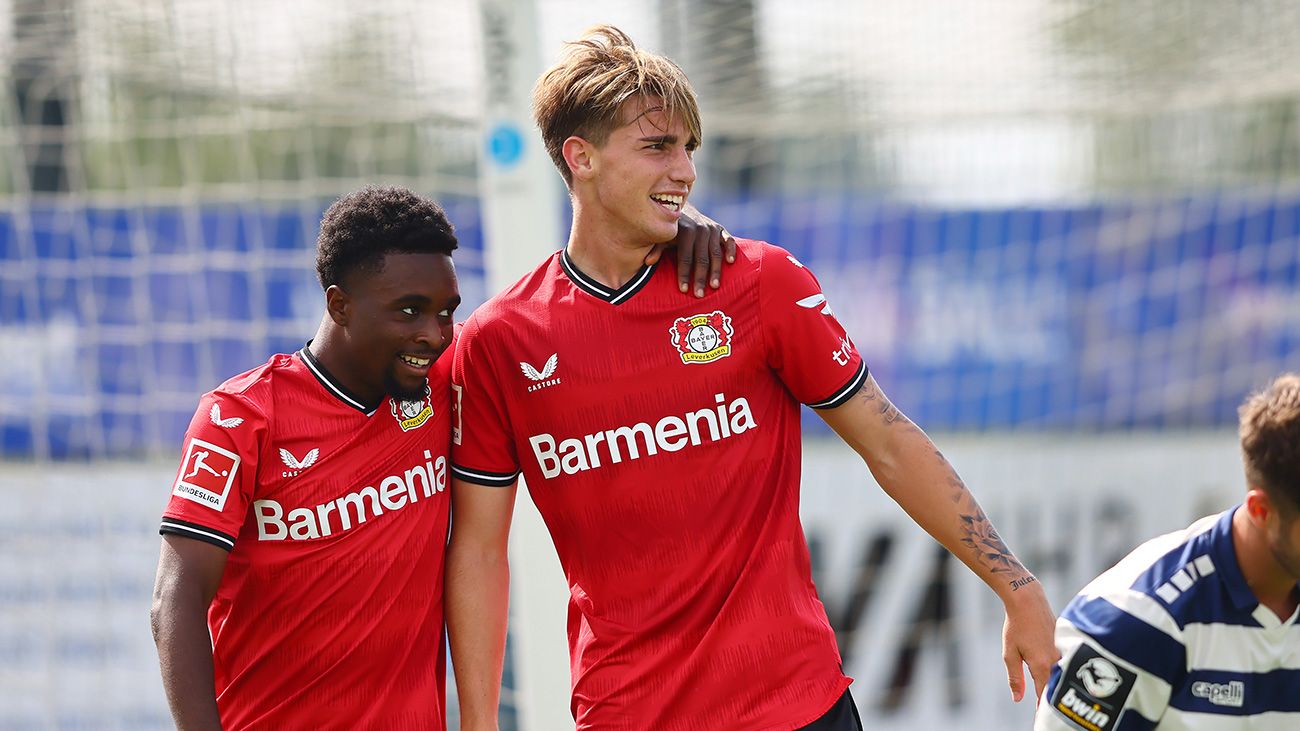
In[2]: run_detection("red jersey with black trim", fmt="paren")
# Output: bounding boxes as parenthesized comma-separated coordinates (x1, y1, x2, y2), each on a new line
(451, 240, 867, 731)
(159, 343, 453, 730)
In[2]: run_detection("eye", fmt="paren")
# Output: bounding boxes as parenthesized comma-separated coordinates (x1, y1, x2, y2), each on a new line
(400, 306, 418, 317)
(437, 308, 452, 318)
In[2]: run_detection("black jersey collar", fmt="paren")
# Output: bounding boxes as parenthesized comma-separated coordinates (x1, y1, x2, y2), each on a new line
(560, 249, 658, 305)
(298, 342, 379, 416)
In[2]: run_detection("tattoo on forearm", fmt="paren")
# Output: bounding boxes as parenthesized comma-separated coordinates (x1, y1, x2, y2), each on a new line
(858, 378, 1032, 589)
(957, 505, 1021, 576)
(943, 455, 1030, 585)
(856, 379, 906, 426)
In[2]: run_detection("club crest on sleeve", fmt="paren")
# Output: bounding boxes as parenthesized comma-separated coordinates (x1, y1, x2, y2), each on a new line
(670, 310, 734, 365)
(451, 383, 463, 445)
(391, 385, 434, 431)
(173, 438, 240, 511)
(209, 403, 243, 428)
(1050, 643, 1136, 731)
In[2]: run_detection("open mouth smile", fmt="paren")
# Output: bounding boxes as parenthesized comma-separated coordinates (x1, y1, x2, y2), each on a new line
(399, 354, 432, 369)
(650, 193, 684, 212)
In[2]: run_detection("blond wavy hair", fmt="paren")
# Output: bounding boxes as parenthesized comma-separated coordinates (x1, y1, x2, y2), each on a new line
(532, 25, 702, 186)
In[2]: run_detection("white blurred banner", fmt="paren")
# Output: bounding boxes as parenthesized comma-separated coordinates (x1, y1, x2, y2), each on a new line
(0, 432, 1240, 730)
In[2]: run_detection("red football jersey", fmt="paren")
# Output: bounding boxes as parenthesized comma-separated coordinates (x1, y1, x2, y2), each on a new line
(160, 344, 453, 730)
(451, 240, 866, 731)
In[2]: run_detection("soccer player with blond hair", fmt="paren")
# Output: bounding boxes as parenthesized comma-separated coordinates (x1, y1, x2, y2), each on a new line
(446, 25, 1058, 731)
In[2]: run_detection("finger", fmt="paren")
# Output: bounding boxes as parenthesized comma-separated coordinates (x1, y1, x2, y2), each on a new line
(1006, 653, 1026, 703)
(1029, 657, 1052, 702)
(708, 233, 724, 289)
(722, 229, 736, 263)
(691, 229, 710, 297)
(644, 243, 665, 266)
(676, 240, 694, 293)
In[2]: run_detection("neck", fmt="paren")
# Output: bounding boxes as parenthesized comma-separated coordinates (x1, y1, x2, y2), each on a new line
(1231, 506, 1300, 620)
(565, 201, 656, 290)
(309, 316, 381, 407)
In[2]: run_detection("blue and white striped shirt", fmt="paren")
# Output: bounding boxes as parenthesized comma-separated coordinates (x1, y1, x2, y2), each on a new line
(1035, 507, 1300, 731)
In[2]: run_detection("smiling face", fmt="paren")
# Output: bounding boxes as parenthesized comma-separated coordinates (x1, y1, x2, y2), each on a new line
(329, 251, 460, 404)
(577, 96, 697, 247)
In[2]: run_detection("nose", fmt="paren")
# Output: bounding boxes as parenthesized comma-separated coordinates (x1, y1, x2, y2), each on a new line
(670, 146, 696, 187)
(415, 319, 447, 354)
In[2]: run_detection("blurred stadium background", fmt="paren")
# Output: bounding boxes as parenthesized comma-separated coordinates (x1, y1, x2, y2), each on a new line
(2, 0, 1298, 728)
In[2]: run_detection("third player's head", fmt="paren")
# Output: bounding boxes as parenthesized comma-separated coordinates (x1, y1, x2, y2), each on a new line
(533, 25, 702, 246)
(1238, 373, 1300, 579)
(315, 186, 461, 404)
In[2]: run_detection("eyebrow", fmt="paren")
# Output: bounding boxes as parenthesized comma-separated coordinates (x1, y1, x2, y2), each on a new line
(391, 293, 461, 309)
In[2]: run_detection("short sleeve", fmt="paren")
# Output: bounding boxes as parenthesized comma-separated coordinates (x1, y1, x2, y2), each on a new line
(758, 245, 868, 409)
(159, 391, 265, 551)
(1034, 593, 1182, 731)
(449, 313, 521, 487)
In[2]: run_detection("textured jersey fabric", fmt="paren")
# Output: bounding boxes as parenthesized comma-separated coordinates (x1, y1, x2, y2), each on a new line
(451, 240, 867, 730)
(160, 344, 453, 730)
(1035, 507, 1300, 731)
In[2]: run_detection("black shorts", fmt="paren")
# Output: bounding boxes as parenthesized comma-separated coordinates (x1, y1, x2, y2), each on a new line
(797, 689, 862, 731)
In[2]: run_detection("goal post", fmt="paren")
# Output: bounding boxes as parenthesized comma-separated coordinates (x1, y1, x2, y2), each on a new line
(474, 1, 572, 730)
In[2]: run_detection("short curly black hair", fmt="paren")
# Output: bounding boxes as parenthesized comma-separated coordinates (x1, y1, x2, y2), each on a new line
(315, 186, 459, 290)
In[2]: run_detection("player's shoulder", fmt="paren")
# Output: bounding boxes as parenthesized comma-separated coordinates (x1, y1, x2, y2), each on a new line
(1066, 510, 1230, 638)
(201, 351, 298, 420)
(741, 238, 824, 284)
(465, 252, 562, 333)
(1080, 512, 1223, 600)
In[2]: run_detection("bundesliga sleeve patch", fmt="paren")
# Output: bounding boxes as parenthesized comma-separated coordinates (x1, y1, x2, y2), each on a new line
(1049, 643, 1137, 731)
(172, 437, 240, 511)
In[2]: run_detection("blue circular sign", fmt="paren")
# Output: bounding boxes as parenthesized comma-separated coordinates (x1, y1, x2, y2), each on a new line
(487, 123, 524, 168)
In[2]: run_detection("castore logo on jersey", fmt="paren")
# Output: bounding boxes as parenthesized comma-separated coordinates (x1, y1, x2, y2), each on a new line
(209, 403, 243, 428)
(280, 447, 320, 477)
(520, 353, 561, 392)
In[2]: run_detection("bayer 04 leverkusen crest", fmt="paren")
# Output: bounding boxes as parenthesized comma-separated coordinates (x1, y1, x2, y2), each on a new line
(391, 385, 434, 431)
(670, 310, 734, 365)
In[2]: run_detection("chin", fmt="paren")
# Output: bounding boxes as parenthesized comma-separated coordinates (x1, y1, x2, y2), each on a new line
(383, 372, 428, 403)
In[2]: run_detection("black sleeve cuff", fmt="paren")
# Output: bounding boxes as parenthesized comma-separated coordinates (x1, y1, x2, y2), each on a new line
(807, 361, 869, 410)
(450, 464, 521, 487)
(160, 518, 236, 551)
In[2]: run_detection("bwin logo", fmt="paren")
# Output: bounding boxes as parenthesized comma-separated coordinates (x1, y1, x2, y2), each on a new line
(1058, 688, 1110, 729)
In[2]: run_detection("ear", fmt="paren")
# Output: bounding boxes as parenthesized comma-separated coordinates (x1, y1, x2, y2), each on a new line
(1245, 488, 1273, 525)
(325, 284, 351, 327)
(563, 136, 597, 182)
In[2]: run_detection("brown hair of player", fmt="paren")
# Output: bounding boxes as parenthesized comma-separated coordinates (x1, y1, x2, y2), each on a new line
(1239, 372, 1300, 513)
(531, 24, 703, 187)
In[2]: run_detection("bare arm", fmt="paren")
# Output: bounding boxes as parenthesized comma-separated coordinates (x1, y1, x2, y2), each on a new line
(151, 534, 228, 731)
(818, 374, 1059, 702)
(446, 478, 518, 731)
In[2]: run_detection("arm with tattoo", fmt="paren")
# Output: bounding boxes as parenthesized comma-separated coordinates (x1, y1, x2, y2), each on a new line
(819, 374, 1057, 701)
